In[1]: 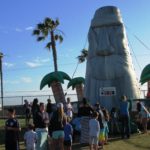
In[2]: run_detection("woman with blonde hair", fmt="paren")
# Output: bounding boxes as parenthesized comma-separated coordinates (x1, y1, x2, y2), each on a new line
(50, 103, 66, 150)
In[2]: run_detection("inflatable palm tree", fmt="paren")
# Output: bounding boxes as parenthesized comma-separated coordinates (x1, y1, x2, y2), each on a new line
(67, 77, 85, 101)
(40, 71, 71, 103)
(140, 64, 150, 98)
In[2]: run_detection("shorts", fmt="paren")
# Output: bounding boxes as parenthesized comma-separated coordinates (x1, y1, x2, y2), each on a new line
(52, 130, 64, 139)
(89, 136, 98, 145)
(64, 140, 72, 146)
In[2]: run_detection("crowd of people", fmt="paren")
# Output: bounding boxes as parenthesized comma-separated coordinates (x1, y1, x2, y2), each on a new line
(4, 96, 150, 150)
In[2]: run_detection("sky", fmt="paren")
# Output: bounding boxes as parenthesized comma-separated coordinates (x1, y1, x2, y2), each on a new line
(0, 0, 150, 99)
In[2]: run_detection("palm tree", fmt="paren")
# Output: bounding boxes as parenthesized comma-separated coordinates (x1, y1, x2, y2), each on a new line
(67, 77, 85, 101)
(33, 17, 68, 104)
(33, 17, 63, 71)
(71, 49, 88, 79)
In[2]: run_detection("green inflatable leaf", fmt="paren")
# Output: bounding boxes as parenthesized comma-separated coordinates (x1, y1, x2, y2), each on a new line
(140, 64, 150, 84)
(57, 71, 71, 81)
(40, 71, 71, 90)
(67, 77, 85, 90)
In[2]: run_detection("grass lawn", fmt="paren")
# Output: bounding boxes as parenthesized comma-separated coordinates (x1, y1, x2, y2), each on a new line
(0, 119, 150, 150)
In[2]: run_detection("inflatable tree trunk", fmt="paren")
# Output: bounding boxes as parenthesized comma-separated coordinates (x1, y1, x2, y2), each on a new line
(51, 81, 66, 104)
(76, 84, 84, 101)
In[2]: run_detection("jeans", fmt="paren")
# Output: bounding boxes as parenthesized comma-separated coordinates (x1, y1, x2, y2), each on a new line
(120, 115, 130, 138)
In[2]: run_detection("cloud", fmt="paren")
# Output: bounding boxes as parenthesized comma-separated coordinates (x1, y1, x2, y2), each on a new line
(21, 77, 32, 83)
(34, 57, 49, 63)
(15, 28, 23, 32)
(25, 26, 33, 31)
(25, 57, 49, 68)
(17, 55, 23, 58)
(59, 53, 70, 58)
(3, 62, 15, 68)
(4, 80, 20, 84)
(26, 62, 42, 68)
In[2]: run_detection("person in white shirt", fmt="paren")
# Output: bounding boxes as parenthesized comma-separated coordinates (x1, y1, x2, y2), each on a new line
(89, 111, 100, 150)
(24, 124, 38, 150)
(66, 97, 73, 119)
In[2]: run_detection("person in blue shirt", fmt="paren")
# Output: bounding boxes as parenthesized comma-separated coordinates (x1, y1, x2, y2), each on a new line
(64, 117, 73, 150)
(120, 95, 130, 139)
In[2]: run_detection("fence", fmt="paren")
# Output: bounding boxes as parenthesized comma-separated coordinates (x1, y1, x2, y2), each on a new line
(0, 89, 148, 106)
(0, 93, 150, 117)
(1, 94, 78, 107)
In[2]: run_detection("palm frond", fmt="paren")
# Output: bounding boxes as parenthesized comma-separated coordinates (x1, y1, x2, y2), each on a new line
(77, 55, 85, 63)
(33, 29, 40, 35)
(51, 20, 55, 26)
(55, 34, 59, 40)
(37, 23, 45, 30)
(44, 17, 52, 29)
(81, 49, 88, 57)
(45, 17, 52, 24)
(55, 19, 59, 26)
(37, 36, 45, 41)
(77, 49, 88, 63)
(45, 42, 52, 50)
(59, 35, 63, 43)
(55, 29, 65, 36)
(42, 30, 48, 37)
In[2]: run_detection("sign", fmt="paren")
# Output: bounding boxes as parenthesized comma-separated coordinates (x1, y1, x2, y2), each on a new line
(100, 87, 116, 96)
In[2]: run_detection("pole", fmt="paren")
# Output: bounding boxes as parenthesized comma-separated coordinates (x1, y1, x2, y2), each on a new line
(0, 52, 3, 114)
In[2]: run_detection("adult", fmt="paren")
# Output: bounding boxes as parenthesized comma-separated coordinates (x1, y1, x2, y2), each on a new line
(35, 103, 49, 150)
(138, 102, 150, 133)
(50, 103, 66, 150)
(66, 97, 73, 119)
(23, 100, 32, 126)
(46, 99, 53, 118)
(120, 95, 130, 139)
(78, 98, 94, 144)
(31, 98, 39, 125)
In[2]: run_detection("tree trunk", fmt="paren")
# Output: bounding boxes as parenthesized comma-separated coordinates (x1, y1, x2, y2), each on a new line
(50, 31, 58, 72)
(75, 84, 84, 101)
(51, 81, 66, 104)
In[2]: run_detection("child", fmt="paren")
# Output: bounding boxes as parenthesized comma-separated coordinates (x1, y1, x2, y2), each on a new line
(5, 108, 21, 150)
(64, 117, 73, 150)
(24, 124, 38, 150)
(89, 111, 100, 150)
(102, 108, 110, 144)
(110, 107, 120, 135)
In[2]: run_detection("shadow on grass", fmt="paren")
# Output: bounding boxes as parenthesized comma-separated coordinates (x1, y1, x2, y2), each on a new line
(122, 134, 150, 150)
(123, 140, 150, 150)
